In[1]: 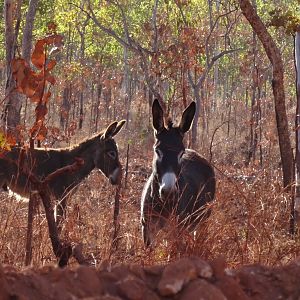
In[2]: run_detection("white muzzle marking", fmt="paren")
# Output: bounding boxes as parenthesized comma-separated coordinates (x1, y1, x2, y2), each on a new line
(109, 167, 120, 184)
(159, 172, 177, 197)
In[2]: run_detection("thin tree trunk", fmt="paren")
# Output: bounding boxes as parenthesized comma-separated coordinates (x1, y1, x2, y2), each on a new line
(239, 0, 294, 189)
(21, 0, 39, 266)
(3, 0, 22, 138)
(95, 84, 102, 132)
(293, 31, 300, 233)
(247, 26, 258, 165)
(77, 15, 89, 130)
(22, 0, 39, 62)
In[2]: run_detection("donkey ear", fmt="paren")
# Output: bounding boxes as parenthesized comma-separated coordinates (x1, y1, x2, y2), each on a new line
(111, 120, 126, 137)
(101, 121, 118, 140)
(152, 99, 164, 132)
(179, 101, 196, 133)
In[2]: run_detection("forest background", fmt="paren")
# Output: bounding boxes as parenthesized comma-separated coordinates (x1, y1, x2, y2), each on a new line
(1, 0, 300, 269)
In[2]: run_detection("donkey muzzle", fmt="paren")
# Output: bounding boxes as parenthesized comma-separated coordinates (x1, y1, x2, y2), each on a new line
(109, 167, 121, 185)
(159, 172, 177, 199)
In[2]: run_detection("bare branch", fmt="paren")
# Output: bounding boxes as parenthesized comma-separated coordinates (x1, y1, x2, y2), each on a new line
(188, 48, 242, 90)
(209, 120, 231, 162)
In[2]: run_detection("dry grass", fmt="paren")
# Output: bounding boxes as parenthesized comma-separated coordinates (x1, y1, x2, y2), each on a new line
(0, 133, 299, 270)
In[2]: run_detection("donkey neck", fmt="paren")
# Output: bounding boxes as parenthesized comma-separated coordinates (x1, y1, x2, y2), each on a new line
(68, 136, 99, 177)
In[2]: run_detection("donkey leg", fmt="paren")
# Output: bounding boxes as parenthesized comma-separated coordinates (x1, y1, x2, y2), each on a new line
(141, 216, 152, 248)
(141, 212, 165, 249)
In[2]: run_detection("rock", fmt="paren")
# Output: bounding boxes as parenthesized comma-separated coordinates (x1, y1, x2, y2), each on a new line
(0, 264, 9, 300)
(190, 257, 213, 279)
(144, 264, 164, 276)
(117, 277, 156, 300)
(179, 279, 227, 300)
(128, 264, 146, 281)
(210, 256, 226, 279)
(3, 257, 300, 300)
(158, 258, 197, 296)
(216, 269, 251, 300)
(236, 265, 290, 300)
(74, 265, 103, 296)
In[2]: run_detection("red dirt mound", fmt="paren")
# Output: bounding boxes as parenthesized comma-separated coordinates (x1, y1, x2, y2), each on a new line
(1, 257, 300, 300)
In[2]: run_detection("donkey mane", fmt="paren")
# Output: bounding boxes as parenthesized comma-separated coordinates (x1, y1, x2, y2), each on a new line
(67, 132, 104, 152)
(40, 131, 105, 153)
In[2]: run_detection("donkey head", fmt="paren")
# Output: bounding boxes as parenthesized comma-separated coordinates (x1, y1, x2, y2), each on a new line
(94, 120, 126, 185)
(152, 99, 196, 199)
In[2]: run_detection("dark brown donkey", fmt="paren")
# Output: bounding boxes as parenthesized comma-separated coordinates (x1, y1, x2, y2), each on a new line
(0, 120, 125, 226)
(141, 100, 215, 247)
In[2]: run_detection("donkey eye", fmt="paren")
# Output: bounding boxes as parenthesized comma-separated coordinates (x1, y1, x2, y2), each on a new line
(107, 150, 117, 159)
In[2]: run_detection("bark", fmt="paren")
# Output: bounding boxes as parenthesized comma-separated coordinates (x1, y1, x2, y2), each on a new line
(3, 0, 38, 138)
(77, 14, 90, 130)
(239, 0, 293, 189)
(4, 0, 15, 80)
(123, 42, 132, 128)
(294, 31, 300, 233)
(60, 85, 71, 131)
(22, 0, 39, 62)
(94, 83, 102, 132)
(3, 0, 22, 138)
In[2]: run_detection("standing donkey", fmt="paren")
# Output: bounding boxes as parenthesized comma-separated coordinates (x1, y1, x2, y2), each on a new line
(0, 120, 126, 227)
(141, 99, 216, 246)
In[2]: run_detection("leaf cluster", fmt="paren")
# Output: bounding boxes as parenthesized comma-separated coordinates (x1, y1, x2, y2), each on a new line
(12, 34, 63, 142)
(269, 8, 300, 35)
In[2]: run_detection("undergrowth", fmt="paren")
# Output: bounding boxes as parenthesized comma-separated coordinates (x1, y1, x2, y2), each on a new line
(0, 140, 299, 269)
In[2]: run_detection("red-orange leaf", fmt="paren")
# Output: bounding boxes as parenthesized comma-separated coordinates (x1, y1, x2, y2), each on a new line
(46, 73, 55, 85)
(30, 82, 44, 103)
(35, 104, 48, 121)
(12, 58, 27, 91)
(42, 91, 51, 104)
(46, 60, 56, 71)
(31, 40, 46, 69)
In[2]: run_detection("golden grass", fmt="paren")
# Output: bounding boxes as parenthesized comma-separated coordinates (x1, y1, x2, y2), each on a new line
(0, 141, 299, 269)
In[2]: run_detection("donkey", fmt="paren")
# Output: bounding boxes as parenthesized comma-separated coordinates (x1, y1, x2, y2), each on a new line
(0, 120, 126, 227)
(141, 99, 216, 247)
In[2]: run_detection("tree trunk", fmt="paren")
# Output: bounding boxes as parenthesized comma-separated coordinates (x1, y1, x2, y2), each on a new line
(77, 15, 89, 130)
(293, 31, 300, 233)
(60, 85, 71, 131)
(3, 0, 22, 138)
(239, 0, 294, 189)
(22, 0, 39, 62)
